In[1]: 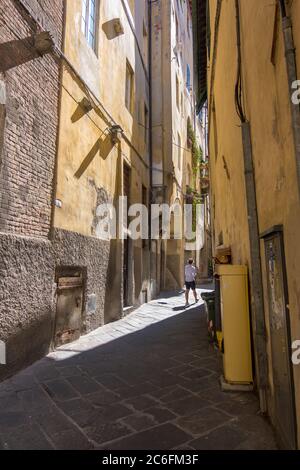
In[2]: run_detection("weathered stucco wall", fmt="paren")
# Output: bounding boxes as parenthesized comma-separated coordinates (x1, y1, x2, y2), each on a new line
(0, 0, 64, 379)
(208, 0, 300, 448)
(0, 234, 54, 380)
(54, 0, 151, 314)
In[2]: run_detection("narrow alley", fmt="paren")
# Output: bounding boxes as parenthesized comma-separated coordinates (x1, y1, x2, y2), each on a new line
(0, 288, 276, 451)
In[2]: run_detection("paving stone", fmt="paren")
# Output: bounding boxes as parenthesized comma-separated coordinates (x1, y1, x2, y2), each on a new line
(214, 399, 260, 418)
(0, 424, 54, 450)
(100, 423, 192, 450)
(58, 366, 83, 377)
(235, 434, 278, 450)
(85, 390, 121, 407)
(149, 385, 176, 400)
(121, 413, 157, 432)
(181, 368, 214, 382)
(34, 410, 74, 435)
(167, 364, 197, 376)
(116, 382, 158, 399)
(150, 373, 185, 388)
(0, 290, 276, 450)
(0, 411, 30, 429)
(85, 421, 132, 445)
(94, 374, 128, 390)
(51, 429, 93, 450)
(198, 389, 239, 405)
(0, 392, 22, 411)
(0, 434, 8, 450)
(171, 353, 200, 365)
(124, 395, 158, 411)
(93, 404, 133, 423)
(34, 366, 61, 382)
(180, 375, 220, 393)
(145, 406, 177, 424)
(57, 398, 95, 418)
(173, 444, 195, 450)
(7, 373, 37, 391)
(17, 387, 55, 413)
(176, 406, 234, 436)
(166, 396, 212, 417)
(42, 379, 79, 401)
(157, 386, 195, 404)
(66, 375, 102, 395)
(191, 424, 248, 450)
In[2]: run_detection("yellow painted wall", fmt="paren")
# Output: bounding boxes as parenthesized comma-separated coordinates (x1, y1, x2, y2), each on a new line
(54, 0, 150, 237)
(54, 0, 151, 308)
(151, 0, 199, 289)
(208, 0, 300, 447)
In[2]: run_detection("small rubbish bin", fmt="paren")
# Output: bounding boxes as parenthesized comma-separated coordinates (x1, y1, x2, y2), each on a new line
(201, 291, 216, 344)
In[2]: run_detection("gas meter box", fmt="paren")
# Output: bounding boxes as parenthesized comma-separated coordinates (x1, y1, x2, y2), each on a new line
(215, 264, 253, 385)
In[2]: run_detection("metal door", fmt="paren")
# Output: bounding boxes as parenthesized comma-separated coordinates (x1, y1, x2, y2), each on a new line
(54, 276, 83, 347)
(123, 164, 131, 307)
(264, 229, 297, 449)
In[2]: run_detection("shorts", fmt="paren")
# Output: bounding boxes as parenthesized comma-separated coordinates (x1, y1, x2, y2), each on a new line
(185, 281, 196, 290)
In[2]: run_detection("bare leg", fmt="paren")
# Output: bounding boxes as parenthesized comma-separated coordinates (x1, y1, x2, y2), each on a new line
(185, 289, 190, 305)
(193, 289, 199, 302)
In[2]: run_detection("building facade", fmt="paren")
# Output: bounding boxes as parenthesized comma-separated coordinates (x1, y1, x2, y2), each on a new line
(151, 0, 202, 291)
(52, 0, 152, 338)
(0, 0, 202, 379)
(0, 0, 64, 379)
(206, 0, 300, 449)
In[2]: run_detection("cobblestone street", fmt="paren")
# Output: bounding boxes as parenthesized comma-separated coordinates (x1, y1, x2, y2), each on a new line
(0, 288, 277, 450)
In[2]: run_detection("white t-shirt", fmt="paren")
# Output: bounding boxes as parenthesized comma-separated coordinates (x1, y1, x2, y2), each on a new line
(185, 264, 197, 282)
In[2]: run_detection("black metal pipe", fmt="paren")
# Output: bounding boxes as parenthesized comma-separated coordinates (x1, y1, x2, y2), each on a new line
(279, 0, 287, 18)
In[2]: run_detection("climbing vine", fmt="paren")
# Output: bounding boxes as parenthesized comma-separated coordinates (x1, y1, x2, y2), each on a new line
(186, 118, 206, 234)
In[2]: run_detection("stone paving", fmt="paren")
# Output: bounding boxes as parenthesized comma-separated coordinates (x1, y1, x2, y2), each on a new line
(0, 288, 277, 450)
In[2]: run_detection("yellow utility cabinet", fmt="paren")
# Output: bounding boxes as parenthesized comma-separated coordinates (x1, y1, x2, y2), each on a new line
(215, 265, 253, 385)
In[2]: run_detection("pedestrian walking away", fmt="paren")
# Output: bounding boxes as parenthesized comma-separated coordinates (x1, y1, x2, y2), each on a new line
(184, 258, 199, 307)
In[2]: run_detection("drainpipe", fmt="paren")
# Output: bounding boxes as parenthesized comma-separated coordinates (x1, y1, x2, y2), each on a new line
(235, 0, 268, 413)
(241, 123, 268, 412)
(278, 0, 300, 200)
(148, 0, 154, 297)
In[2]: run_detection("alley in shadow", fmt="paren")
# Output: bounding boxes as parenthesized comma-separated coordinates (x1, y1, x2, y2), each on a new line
(0, 288, 277, 450)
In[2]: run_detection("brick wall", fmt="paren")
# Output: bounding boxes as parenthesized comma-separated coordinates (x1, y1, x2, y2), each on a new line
(0, 0, 63, 237)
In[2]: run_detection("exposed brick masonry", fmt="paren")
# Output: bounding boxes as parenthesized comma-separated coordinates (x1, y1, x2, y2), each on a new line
(0, 0, 63, 237)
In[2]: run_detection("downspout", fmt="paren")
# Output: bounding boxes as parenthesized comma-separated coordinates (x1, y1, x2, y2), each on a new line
(148, 0, 154, 297)
(234, 0, 268, 412)
(278, 0, 300, 200)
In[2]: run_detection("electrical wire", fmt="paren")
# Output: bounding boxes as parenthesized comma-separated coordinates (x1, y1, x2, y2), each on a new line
(234, 0, 246, 123)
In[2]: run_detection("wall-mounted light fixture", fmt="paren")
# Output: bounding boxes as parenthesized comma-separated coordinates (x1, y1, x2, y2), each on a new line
(113, 18, 125, 35)
(110, 124, 123, 144)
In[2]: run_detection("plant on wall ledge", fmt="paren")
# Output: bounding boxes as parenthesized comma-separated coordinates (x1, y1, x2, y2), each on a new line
(187, 117, 203, 190)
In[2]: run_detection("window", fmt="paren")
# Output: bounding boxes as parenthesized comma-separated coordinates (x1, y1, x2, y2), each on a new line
(176, 74, 180, 110)
(143, 12, 148, 66)
(81, 0, 98, 52)
(125, 61, 134, 113)
(128, 0, 135, 15)
(175, 14, 179, 44)
(186, 64, 191, 91)
(212, 99, 218, 160)
(144, 104, 149, 146)
(177, 133, 181, 170)
(187, 9, 191, 36)
(142, 185, 148, 247)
